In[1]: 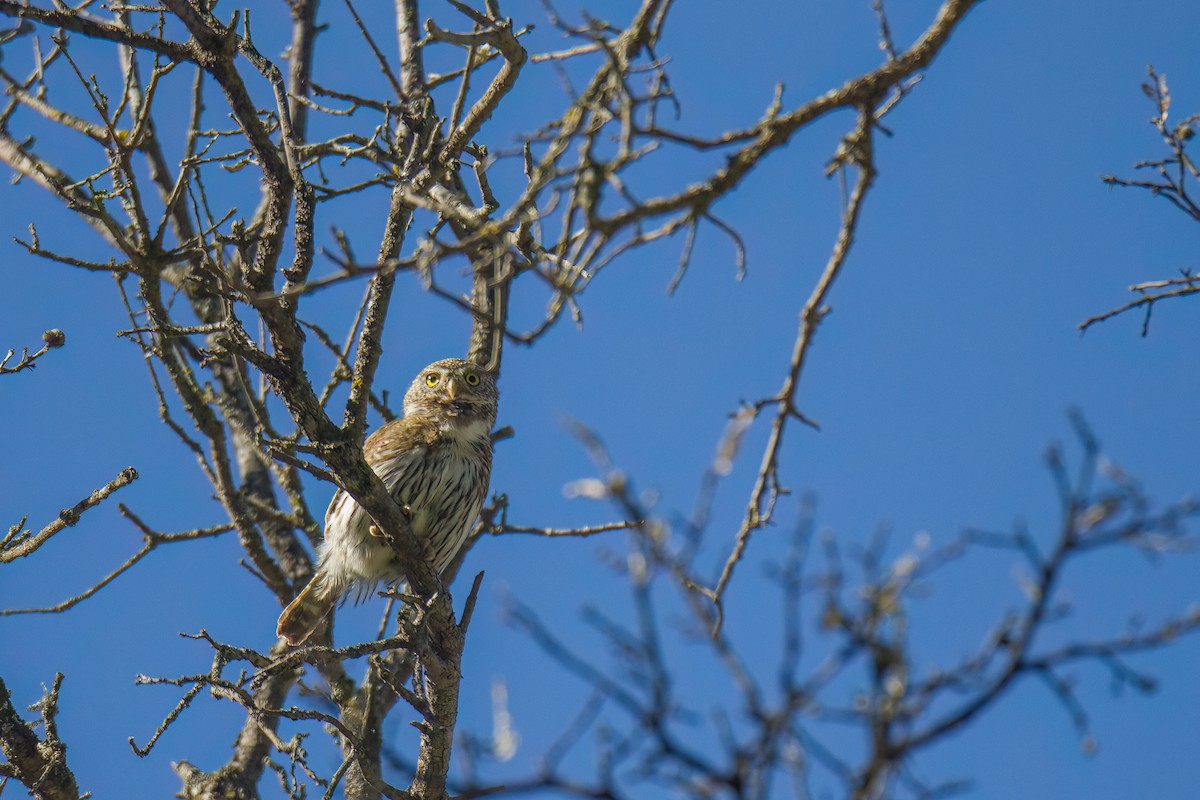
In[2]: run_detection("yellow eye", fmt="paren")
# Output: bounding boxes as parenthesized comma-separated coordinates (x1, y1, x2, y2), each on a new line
(465, 372, 480, 386)
(425, 373, 440, 386)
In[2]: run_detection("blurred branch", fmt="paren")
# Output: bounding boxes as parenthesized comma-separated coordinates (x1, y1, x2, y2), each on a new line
(477, 415, 1199, 800)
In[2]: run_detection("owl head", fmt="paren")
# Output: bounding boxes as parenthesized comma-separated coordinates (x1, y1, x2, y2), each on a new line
(403, 358, 499, 427)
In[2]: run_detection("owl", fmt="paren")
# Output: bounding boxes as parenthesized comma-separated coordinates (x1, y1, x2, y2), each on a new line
(277, 358, 498, 646)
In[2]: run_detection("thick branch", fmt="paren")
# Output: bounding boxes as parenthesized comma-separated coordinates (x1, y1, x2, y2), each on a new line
(0, 674, 80, 800)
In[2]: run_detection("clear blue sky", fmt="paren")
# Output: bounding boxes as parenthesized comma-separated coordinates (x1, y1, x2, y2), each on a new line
(3, 1, 1199, 797)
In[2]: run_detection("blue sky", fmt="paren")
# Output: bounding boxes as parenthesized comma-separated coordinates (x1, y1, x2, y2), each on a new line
(3, 1, 1200, 798)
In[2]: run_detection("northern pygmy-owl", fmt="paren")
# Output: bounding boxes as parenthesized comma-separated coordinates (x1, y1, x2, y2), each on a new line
(277, 358, 498, 646)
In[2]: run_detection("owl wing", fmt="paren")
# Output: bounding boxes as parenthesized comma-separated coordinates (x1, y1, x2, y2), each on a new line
(321, 417, 442, 529)
(364, 415, 443, 495)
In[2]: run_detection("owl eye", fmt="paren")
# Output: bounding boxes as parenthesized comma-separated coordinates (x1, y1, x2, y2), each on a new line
(464, 372, 480, 386)
(425, 373, 440, 386)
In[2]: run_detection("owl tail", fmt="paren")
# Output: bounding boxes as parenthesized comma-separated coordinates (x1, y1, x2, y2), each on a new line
(277, 570, 337, 646)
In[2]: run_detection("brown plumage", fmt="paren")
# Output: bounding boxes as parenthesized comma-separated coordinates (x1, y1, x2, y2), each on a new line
(277, 358, 498, 646)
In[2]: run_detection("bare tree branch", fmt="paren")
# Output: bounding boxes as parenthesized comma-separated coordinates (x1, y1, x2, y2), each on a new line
(2, 467, 138, 563)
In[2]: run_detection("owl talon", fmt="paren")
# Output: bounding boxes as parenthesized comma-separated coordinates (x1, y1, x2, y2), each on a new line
(369, 503, 413, 540)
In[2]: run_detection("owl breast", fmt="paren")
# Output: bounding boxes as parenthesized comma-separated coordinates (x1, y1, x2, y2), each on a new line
(317, 429, 491, 597)
(389, 437, 490, 570)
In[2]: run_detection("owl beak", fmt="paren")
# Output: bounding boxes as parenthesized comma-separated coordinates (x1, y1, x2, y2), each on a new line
(445, 377, 461, 400)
